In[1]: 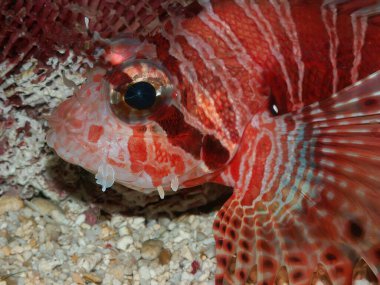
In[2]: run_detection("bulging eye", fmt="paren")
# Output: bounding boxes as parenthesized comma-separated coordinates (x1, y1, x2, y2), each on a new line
(107, 59, 174, 124)
(124, 81, 156, 110)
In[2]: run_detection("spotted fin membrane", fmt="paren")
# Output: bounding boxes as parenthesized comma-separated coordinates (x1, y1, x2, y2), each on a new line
(214, 71, 380, 284)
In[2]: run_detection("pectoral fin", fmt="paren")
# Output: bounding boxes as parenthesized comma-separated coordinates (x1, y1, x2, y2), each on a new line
(214, 71, 380, 284)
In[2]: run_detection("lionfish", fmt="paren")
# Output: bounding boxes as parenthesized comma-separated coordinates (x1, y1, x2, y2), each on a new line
(46, 0, 380, 284)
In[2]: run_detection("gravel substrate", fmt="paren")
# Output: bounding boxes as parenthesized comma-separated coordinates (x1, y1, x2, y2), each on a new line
(0, 194, 218, 285)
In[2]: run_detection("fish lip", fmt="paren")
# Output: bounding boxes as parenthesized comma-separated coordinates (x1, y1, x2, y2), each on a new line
(118, 182, 169, 193)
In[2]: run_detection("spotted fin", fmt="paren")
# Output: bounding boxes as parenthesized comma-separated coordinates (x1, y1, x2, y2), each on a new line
(214, 71, 380, 284)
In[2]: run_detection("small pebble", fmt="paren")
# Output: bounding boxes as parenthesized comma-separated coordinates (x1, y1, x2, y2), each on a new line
(77, 253, 102, 272)
(82, 272, 102, 284)
(30, 198, 61, 215)
(168, 222, 176, 231)
(130, 217, 145, 229)
(72, 272, 85, 284)
(181, 245, 193, 261)
(138, 266, 151, 285)
(140, 239, 164, 261)
(0, 195, 24, 215)
(203, 245, 216, 259)
(99, 224, 115, 240)
(196, 231, 207, 241)
(75, 214, 86, 225)
(28, 198, 69, 224)
(116, 235, 133, 251)
(118, 225, 131, 237)
(108, 264, 125, 281)
(159, 248, 172, 265)
(0, 246, 11, 256)
(158, 217, 170, 227)
(38, 258, 62, 272)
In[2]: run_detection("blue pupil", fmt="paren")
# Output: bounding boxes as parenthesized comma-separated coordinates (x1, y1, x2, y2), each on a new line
(124, 81, 156, 110)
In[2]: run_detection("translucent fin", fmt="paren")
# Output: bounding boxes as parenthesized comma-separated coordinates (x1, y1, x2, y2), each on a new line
(214, 71, 380, 285)
(95, 161, 115, 192)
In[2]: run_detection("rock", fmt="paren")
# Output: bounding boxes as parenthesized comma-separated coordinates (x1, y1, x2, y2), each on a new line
(38, 258, 62, 272)
(181, 271, 194, 282)
(0, 195, 24, 215)
(0, 246, 11, 256)
(122, 256, 137, 275)
(196, 231, 207, 241)
(203, 245, 216, 259)
(181, 245, 193, 261)
(44, 224, 61, 242)
(173, 230, 191, 242)
(130, 217, 145, 229)
(99, 224, 116, 240)
(28, 197, 68, 224)
(77, 253, 102, 272)
(138, 266, 151, 285)
(158, 248, 172, 265)
(30, 197, 61, 215)
(108, 264, 125, 281)
(168, 222, 176, 231)
(71, 272, 85, 284)
(82, 273, 102, 284)
(74, 214, 86, 225)
(158, 217, 170, 227)
(102, 273, 121, 285)
(118, 225, 131, 237)
(140, 239, 163, 261)
(116, 235, 133, 251)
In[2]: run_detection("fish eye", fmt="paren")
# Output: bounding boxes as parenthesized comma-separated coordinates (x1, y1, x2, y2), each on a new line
(107, 59, 174, 124)
(124, 81, 157, 110)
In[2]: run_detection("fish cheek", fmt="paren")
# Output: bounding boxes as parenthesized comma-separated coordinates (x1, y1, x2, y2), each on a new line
(153, 106, 231, 175)
(87, 125, 104, 143)
(154, 105, 203, 159)
(201, 134, 230, 170)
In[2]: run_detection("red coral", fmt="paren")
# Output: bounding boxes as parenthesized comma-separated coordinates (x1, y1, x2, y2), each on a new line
(190, 260, 200, 274)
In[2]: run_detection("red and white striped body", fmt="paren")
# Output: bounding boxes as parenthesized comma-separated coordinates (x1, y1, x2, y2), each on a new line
(47, 1, 380, 284)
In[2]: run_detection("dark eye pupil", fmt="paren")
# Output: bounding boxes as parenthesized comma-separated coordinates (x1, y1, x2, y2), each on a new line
(124, 81, 156, 110)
